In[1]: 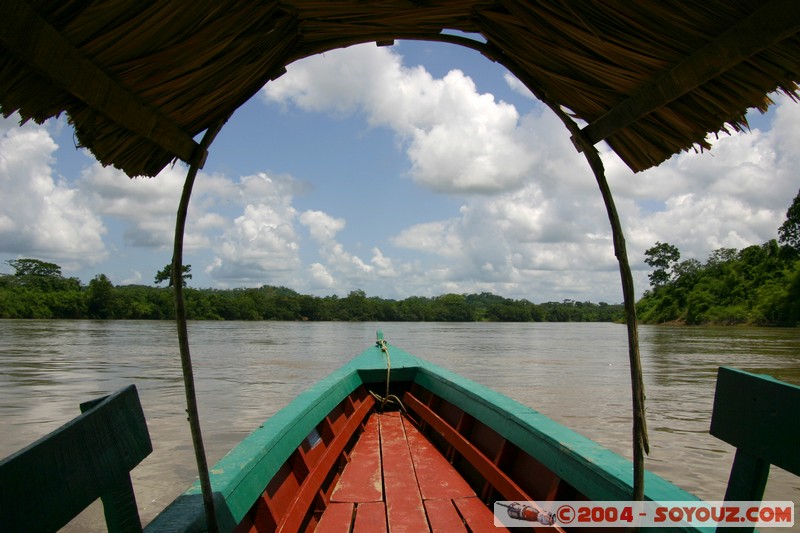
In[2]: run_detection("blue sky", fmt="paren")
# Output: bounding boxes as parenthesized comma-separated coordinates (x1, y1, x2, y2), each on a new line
(1, 41, 798, 303)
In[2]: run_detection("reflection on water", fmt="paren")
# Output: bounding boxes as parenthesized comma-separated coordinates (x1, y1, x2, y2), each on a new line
(0, 321, 798, 531)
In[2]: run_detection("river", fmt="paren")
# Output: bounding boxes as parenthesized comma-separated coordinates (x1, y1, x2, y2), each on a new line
(0, 320, 798, 530)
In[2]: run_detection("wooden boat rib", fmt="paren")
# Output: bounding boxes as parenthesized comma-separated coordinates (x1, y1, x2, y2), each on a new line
(145, 334, 700, 532)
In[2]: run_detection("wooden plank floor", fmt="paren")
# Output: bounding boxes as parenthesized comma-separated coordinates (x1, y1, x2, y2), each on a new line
(320, 412, 508, 532)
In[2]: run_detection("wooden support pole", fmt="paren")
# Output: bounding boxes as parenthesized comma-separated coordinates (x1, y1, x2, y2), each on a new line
(171, 118, 229, 533)
(570, 132, 650, 503)
(552, 110, 650, 501)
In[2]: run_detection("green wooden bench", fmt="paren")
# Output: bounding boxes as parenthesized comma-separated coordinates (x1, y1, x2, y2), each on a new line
(0, 385, 152, 532)
(710, 366, 800, 531)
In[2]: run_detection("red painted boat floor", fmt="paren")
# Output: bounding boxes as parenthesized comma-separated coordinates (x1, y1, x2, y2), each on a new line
(330, 416, 383, 503)
(321, 412, 508, 532)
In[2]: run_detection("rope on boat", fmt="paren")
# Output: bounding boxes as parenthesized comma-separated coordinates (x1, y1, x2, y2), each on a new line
(379, 337, 390, 402)
(371, 336, 406, 413)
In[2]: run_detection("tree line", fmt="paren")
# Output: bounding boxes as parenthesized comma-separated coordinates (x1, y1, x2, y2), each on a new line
(0, 261, 622, 322)
(5, 190, 797, 326)
(636, 190, 800, 326)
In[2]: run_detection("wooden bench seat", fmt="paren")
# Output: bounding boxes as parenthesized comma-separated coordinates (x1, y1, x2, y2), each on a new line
(0, 385, 152, 533)
(319, 412, 508, 533)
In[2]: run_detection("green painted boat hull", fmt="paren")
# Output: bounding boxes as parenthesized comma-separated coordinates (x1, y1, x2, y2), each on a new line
(146, 341, 705, 532)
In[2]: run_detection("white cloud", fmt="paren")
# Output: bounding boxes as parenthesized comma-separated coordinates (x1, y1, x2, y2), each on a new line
(308, 262, 335, 289)
(391, 185, 619, 300)
(392, 219, 462, 257)
(504, 72, 536, 100)
(79, 162, 238, 252)
(370, 248, 398, 277)
(120, 270, 143, 285)
(615, 93, 800, 268)
(324, 242, 373, 274)
(262, 45, 637, 299)
(263, 45, 644, 298)
(206, 173, 303, 286)
(296, 209, 412, 292)
(380, 91, 798, 300)
(264, 45, 537, 194)
(0, 116, 107, 266)
(299, 210, 346, 242)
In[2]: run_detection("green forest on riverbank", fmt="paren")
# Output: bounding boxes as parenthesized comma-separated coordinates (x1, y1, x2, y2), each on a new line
(1, 251, 796, 324)
(1, 248, 796, 325)
(636, 190, 800, 326)
(3, 191, 798, 325)
(0, 266, 622, 322)
(636, 239, 799, 326)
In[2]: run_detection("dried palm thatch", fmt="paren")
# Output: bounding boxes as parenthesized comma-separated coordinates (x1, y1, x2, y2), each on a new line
(1, 0, 799, 178)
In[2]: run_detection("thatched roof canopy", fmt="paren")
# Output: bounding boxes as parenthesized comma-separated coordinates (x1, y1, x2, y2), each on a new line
(2, 0, 799, 177)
